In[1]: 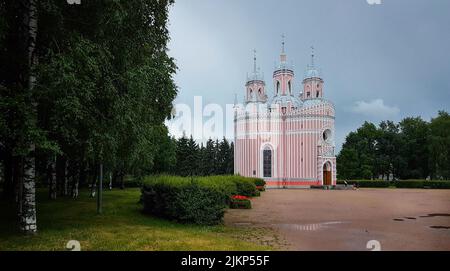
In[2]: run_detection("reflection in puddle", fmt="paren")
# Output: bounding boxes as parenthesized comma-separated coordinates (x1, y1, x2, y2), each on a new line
(276, 221, 348, 231)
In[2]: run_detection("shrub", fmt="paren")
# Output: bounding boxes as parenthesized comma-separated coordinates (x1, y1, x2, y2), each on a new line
(337, 180, 391, 188)
(253, 190, 261, 197)
(395, 180, 450, 189)
(142, 176, 227, 225)
(337, 179, 450, 189)
(234, 177, 257, 197)
(256, 186, 265, 192)
(201, 175, 257, 197)
(141, 175, 260, 225)
(248, 177, 266, 187)
(394, 180, 424, 189)
(427, 181, 450, 189)
(230, 195, 252, 209)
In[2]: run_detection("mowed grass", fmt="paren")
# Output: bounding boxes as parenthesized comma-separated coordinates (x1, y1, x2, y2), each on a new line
(0, 188, 271, 251)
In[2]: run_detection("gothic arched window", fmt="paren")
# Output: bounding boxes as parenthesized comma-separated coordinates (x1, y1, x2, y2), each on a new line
(263, 147, 272, 178)
(288, 81, 292, 94)
(276, 81, 280, 94)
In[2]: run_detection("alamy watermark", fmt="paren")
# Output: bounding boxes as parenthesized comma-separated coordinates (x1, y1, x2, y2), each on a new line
(366, 240, 382, 251)
(66, 240, 81, 251)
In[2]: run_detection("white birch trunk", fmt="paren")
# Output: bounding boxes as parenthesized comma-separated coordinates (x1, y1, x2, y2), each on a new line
(19, 0, 38, 234)
(20, 155, 37, 233)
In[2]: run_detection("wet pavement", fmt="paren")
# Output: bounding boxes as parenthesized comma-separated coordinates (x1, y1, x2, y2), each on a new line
(224, 189, 450, 251)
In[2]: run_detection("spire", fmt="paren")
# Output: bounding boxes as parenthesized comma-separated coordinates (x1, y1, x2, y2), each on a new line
(280, 34, 287, 63)
(247, 49, 263, 82)
(304, 46, 321, 80)
(253, 49, 257, 73)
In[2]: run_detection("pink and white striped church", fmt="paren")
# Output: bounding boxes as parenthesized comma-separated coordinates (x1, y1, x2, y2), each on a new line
(234, 40, 336, 188)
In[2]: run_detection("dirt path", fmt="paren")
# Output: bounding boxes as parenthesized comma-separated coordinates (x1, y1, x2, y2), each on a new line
(224, 189, 450, 251)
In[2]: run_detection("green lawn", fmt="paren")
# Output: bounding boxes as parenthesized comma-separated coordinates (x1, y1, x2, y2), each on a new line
(0, 188, 272, 251)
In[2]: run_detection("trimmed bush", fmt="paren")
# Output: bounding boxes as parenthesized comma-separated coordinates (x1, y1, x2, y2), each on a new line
(142, 176, 227, 225)
(337, 180, 391, 188)
(230, 196, 252, 209)
(427, 181, 450, 189)
(395, 180, 450, 189)
(248, 177, 266, 187)
(338, 179, 450, 189)
(394, 180, 424, 189)
(141, 175, 260, 225)
(230, 200, 252, 209)
(200, 175, 257, 197)
(253, 190, 261, 197)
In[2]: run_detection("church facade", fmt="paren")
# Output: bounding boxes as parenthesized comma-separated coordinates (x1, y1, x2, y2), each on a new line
(234, 42, 336, 188)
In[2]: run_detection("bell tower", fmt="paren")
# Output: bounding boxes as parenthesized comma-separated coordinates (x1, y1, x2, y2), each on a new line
(246, 50, 267, 104)
(273, 35, 294, 97)
(301, 47, 324, 100)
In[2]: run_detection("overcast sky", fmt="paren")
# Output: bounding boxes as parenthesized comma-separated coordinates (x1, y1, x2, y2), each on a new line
(166, 0, 450, 151)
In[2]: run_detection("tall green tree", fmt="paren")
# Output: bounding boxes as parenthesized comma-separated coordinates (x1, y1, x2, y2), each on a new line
(376, 121, 403, 180)
(337, 122, 378, 179)
(429, 111, 450, 179)
(398, 117, 430, 179)
(175, 135, 190, 177)
(1, 0, 177, 233)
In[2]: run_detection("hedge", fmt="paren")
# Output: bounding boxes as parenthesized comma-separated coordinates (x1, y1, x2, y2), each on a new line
(141, 175, 260, 225)
(337, 180, 391, 188)
(230, 197, 252, 209)
(337, 180, 450, 189)
(395, 180, 450, 189)
(199, 175, 259, 197)
(141, 176, 226, 225)
(247, 177, 266, 187)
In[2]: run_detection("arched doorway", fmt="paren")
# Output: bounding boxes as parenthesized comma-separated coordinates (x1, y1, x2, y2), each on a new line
(323, 162, 332, 186)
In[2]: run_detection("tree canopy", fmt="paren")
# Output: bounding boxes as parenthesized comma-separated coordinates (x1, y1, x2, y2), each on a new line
(0, 0, 177, 233)
(337, 112, 450, 180)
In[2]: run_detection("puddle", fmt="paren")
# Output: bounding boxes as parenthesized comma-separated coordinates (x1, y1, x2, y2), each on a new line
(421, 213, 450, 218)
(430, 226, 450, 230)
(399, 214, 450, 220)
(276, 221, 348, 231)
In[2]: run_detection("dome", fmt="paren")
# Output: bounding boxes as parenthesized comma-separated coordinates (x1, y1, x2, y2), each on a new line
(247, 70, 264, 82)
(271, 95, 303, 108)
(304, 47, 321, 80)
(247, 50, 264, 83)
(304, 67, 320, 79)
